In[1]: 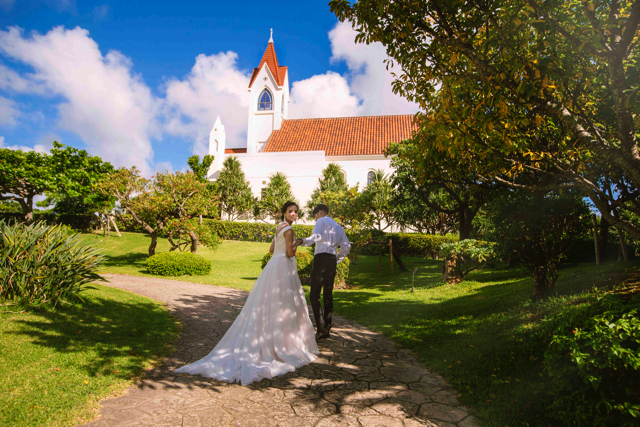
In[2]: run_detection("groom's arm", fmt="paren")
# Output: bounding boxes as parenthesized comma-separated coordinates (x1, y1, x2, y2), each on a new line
(301, 219, 324, 247)
(336, 231, 351, 264)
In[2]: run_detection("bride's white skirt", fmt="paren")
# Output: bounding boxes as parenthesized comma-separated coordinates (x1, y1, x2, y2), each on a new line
(175, 254, 319, 386)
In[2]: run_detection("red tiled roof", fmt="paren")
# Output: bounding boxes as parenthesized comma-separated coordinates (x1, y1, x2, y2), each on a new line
(248, 42, 288, 88)
(263, 115, 416, 156)
(225, 148, 247, 154)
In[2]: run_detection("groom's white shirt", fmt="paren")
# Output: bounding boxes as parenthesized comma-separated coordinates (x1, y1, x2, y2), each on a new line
(301, 216, 351, 264)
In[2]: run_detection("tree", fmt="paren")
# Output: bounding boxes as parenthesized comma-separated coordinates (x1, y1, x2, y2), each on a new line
(330, 0, 640, 241)
(216, 156, 255, 221)
(0, 142, 113, 221)
(486, 190, 590, 300)
(0, 200, 22, 213)
(258, 172, 297, 223)
(187, 154, 219, 222)
(96, 168, 211, 255)
(360, 169, 395, 231)
(187, 154, 215, 181)
(306, 163, 349, 219)
(386, 139, 491, 239)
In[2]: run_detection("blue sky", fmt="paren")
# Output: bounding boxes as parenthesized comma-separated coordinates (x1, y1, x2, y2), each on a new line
(0, 0, 417, 174)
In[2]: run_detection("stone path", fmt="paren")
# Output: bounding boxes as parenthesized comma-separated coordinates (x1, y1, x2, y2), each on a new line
(81, 274, 480, 427)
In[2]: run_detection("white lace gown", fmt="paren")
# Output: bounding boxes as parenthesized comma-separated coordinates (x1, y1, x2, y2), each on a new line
(175, 225, 318, 385)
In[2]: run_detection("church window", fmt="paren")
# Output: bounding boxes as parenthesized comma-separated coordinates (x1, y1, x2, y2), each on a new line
(258, 89, 273, 111)
(367, 171, 376, 185)
(281, 94, 285, 114)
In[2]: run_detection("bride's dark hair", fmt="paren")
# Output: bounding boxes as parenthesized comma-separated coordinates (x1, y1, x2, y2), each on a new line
(280, 200, 298, 221)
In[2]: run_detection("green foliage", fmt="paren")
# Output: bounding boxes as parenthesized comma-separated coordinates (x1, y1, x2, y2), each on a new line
(146, 252, 212, 276)
(261, 249, 350, 285)
(203, 219, 315, 242)
(217, 156, 255, 221)
(440, 239, 496, 281)
(187, 154, 215, 182)
(330, 0, 640, 241)
(0, 220, 105, 307)
(0, 212, 97, 230)
(384, 232, 457, 259)
(360, 169, 395, 231)
(0, 200, 22, 213)
(486, 191, 590, 299)
(541, 293, 640, 426)
(257, 172, 298, 223)
(305, 163, 349, 219)
(193, 221, 221, 250)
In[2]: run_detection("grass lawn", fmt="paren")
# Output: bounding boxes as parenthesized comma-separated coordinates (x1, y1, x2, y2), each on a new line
(0, 284, 181, 427)
(83, 231, 639, 426)
(82, 231, 270, 292)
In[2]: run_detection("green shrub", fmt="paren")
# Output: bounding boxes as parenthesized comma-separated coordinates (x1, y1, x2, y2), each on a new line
(146, 252, 211, 276)
(541, 293, 640, 426)
(440, 239, 495, 282)
(354, 231, 458, 259)
(261, 249, 350, 285)
(0, 221, 105, 307)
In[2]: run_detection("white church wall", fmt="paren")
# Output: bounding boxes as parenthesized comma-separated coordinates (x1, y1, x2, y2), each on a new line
(254, 113, 274, 150)
(327, 155, 394, 189)
(230, 151, 326, 223)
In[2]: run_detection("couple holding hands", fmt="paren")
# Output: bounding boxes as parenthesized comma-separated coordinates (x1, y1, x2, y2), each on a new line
(176, 201, 350, 386)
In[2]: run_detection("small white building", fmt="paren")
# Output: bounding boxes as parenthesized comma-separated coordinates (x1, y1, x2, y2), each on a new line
(207, 33, 415, 222)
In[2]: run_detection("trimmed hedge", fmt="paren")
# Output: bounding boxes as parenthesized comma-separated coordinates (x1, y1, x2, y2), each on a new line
(202, 219, 457, 260)
(0, 212, 96, 230)
(146, 252, 212, 276)
(261, 249, 350, 285)
(202, 219, 315, 242)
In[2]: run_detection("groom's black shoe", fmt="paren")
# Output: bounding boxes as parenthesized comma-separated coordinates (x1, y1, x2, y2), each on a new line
(315, 329, 330, 341)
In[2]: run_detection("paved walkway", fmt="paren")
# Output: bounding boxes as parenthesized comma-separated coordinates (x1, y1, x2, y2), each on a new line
(81, 274, 480, 427)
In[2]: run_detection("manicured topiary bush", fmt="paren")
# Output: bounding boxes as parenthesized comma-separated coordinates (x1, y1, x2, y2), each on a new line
(0, 220, 105, 307)
(541, 293, 640, 426)
(146, 252, 211, 276)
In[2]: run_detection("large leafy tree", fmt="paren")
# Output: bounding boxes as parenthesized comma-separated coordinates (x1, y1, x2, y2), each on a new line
(258, 172, 297, 223)
(216, 156, 255, 221)
(330, 0, 640, 240)
(96, 168, 210, 255)
(0, 142, 113, 221)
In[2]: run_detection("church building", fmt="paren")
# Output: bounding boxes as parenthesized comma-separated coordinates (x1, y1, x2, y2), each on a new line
(207, 32, 415, 221)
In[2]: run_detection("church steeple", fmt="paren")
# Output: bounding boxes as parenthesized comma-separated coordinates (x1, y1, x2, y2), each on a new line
(246, 30, 290, 154)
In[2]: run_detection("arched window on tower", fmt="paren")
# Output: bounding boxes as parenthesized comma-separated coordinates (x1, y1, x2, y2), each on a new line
(281, 93, 285, 114)
(258, 89, 273, 111)
(367, 170, 376, 185)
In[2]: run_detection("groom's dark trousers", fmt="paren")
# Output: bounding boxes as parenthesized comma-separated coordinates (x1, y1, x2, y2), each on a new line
(310, 253, 337, 332)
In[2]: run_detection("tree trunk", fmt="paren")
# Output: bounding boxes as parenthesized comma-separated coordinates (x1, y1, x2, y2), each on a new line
(21, 196, 34, 223)
(442, 256, 461, 284)
(617, 228, 630, 261)
(148, 232, 158, 256)
(598, 216, 610, 259)
(109, 214, 121, 237)
(458, 206, 477, 240)
(188, 231, 199, 253)
(531, 268, 559, 301)
(592, 214, 601, 265)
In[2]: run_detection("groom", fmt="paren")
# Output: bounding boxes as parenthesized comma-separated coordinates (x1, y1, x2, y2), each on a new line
(296, 204, 351, 340)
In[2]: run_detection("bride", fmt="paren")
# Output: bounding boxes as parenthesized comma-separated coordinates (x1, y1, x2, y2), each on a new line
(175, 201, 319, 385)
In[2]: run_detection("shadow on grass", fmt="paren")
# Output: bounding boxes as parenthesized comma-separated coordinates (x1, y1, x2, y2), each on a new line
(101, 252, 149, 272)
(14, 292, 179, 379)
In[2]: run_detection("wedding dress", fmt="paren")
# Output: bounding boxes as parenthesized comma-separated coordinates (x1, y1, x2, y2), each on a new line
(175, 224, 318, 385)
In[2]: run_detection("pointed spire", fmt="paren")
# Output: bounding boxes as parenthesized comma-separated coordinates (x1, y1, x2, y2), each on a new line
(269, 28, 273, 43)
(211, 116, 225, 134)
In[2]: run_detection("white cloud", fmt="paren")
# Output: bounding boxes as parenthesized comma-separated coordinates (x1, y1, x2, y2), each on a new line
(0, 96, 19, 125)
(289, 71, 360, 119)
(328, 21, 419, 116)
(163, 52, 250, 152)
(0, 64, 47, 93)
(154, 161, 174, 174)
(0, 135, 51, 153)
(0, 26, 159, 174)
